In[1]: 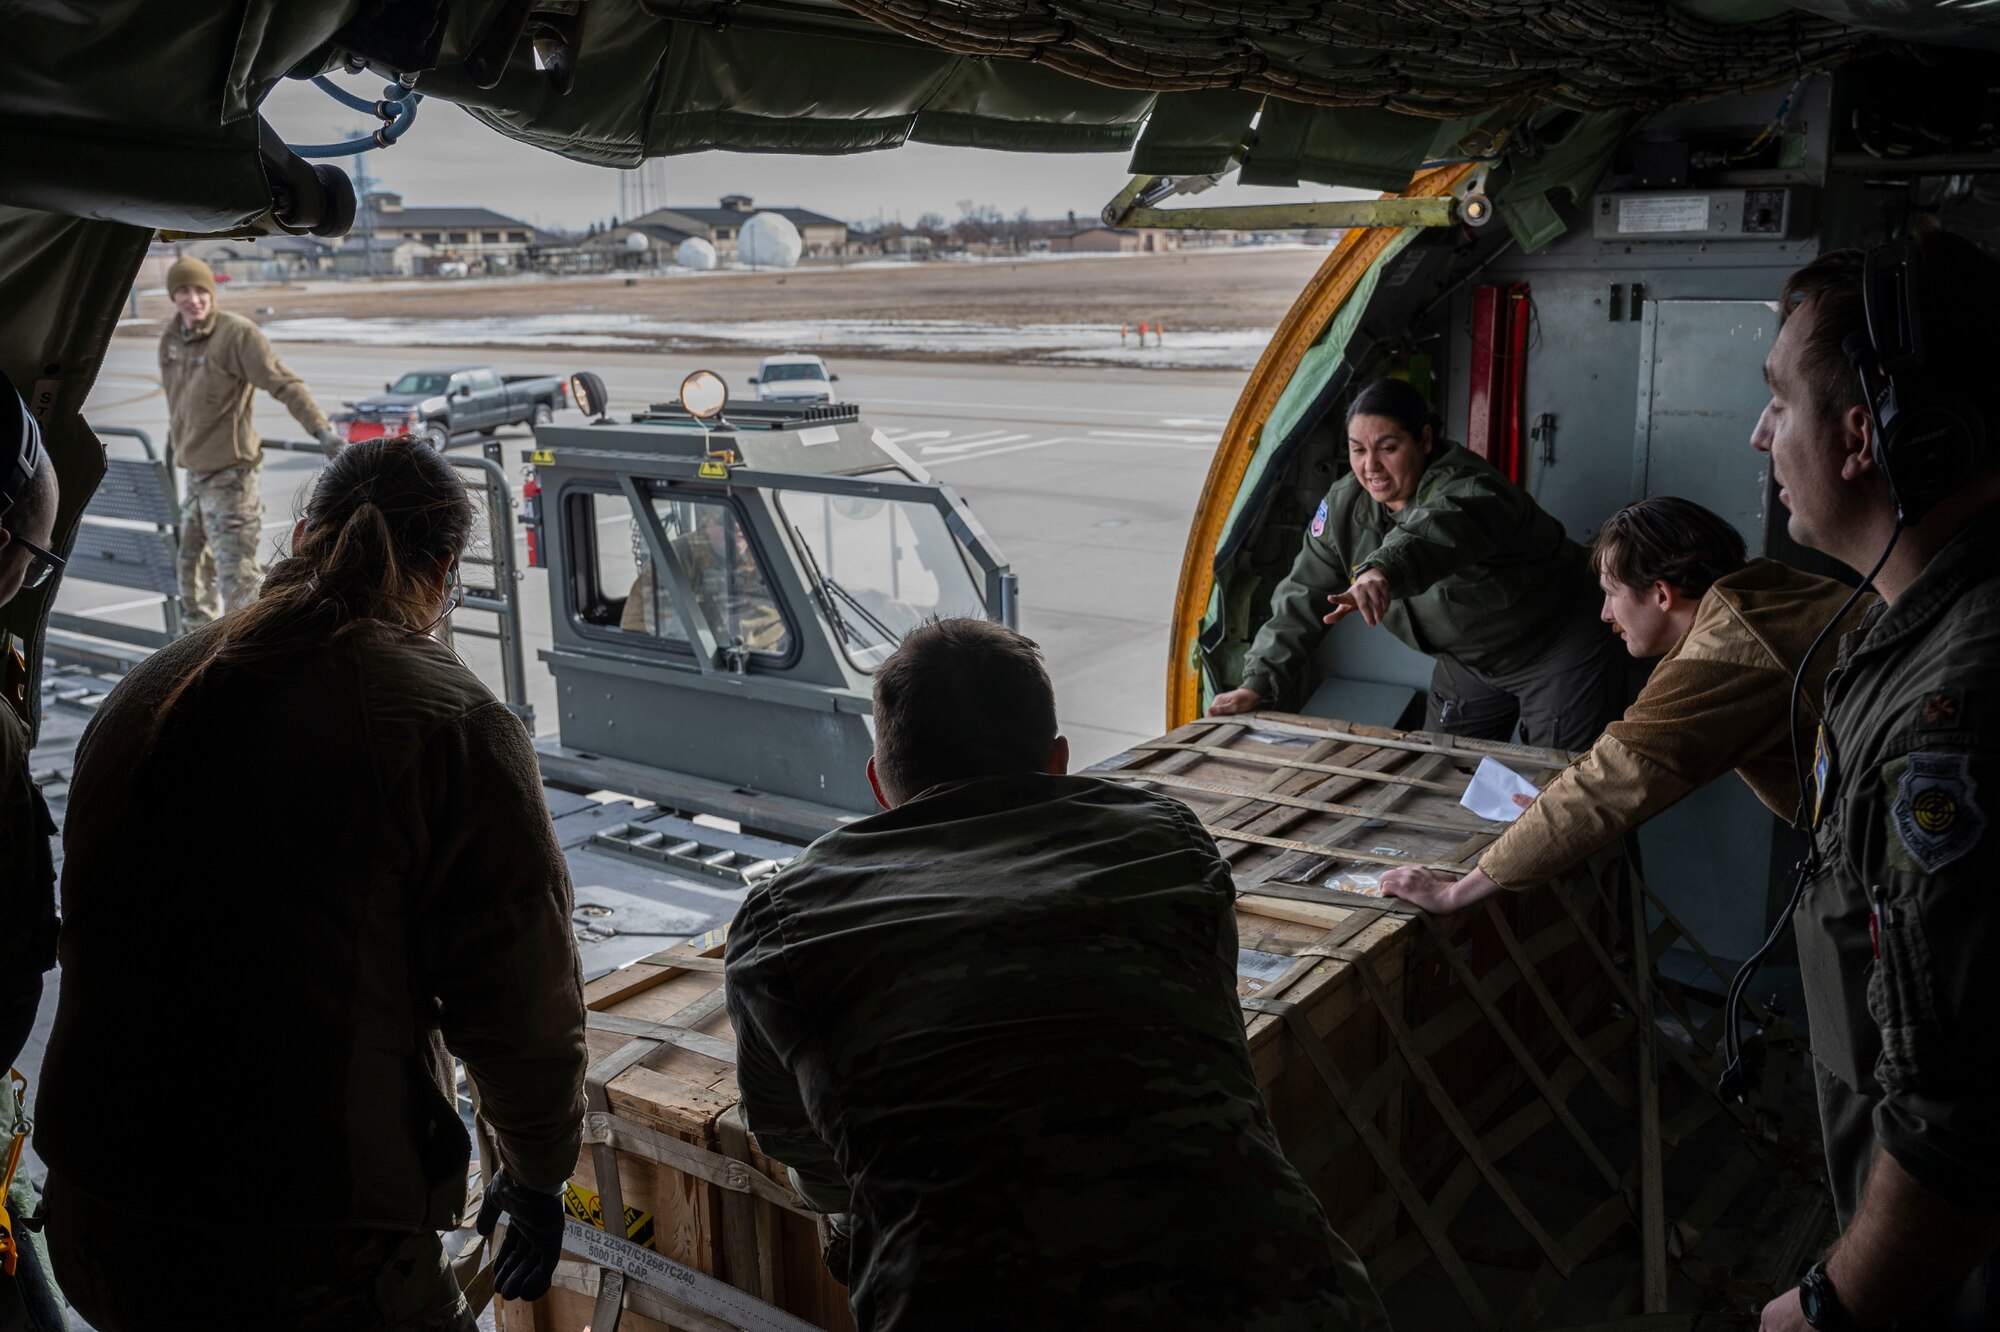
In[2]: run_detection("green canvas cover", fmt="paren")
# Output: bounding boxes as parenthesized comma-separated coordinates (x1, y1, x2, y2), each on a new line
(0, 0, 1982, 731)
(0, 0, 1954, 237)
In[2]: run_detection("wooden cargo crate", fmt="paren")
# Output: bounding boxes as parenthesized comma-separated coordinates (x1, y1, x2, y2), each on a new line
(496, 713, 1800, 1331)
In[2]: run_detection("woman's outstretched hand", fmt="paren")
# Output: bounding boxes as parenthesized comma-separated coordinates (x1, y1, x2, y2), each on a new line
(1325, 568, 1391, 627)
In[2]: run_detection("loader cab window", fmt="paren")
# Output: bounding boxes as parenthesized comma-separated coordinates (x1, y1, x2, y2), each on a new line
(646, 493, 792, 657)
(567, 487, 792, 660)
(776, 471, 987, 670)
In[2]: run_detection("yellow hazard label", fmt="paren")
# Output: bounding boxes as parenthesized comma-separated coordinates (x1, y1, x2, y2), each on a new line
(697, 460, 729, 480)
(564, 1181, 657, 1251)
(530, 448, 555, 464)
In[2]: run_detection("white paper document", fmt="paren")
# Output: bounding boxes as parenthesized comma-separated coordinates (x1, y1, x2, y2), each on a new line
(1460, 756, 1541, 823)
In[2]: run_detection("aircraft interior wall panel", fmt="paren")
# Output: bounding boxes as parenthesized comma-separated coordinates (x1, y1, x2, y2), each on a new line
(1437, 253, 1814, 961)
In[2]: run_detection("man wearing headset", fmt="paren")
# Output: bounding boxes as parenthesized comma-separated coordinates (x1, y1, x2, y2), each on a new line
(1752, 229, 2000, 1331)
(0, 380, 61, 1079)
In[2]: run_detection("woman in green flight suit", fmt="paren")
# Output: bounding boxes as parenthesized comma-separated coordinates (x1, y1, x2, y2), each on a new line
(1210, 378, 1625, 750)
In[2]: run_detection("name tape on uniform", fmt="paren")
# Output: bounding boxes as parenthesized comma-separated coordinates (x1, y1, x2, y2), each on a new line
(561, 1218, 819, 1332)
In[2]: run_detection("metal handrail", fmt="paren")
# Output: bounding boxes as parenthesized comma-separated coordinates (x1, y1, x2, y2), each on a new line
(447, 451, 533, 729)
(94, 425, 161, 462)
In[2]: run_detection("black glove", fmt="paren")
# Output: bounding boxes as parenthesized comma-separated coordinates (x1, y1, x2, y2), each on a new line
(475, 1172, 567, 1301)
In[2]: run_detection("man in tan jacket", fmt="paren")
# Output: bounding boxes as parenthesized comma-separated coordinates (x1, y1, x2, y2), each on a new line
(160, 255, 342, 623)
(1381, 496, 1869, 912)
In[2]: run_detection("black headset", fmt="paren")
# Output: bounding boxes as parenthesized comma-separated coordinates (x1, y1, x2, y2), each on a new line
(1, 372, 46, 524)
(1843, 236, 1990, 527)
(1718, 233, 1983, 1101)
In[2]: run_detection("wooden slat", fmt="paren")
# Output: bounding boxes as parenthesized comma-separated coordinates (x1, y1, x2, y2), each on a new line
(1204, 735, 1363, 827)
(1225, 714, 1571, 770)
(1130, 740, 1462, 792)
(585, 941, 729, 1010)
(1484, 899, 1633, 1113)
(1104, 769, 1499, 836)
(1545, 878, 1751, 1119)
(1221, 743, 1416, 871)
(1353, 959, 1574, 1276)
(1142, 720, 1246, 778)
(1207, 823, 1469, 872)
(1418, 911, 1625, 1188)
(1243, 996, 1501, 1331)
(1255, 749, 1457, 886)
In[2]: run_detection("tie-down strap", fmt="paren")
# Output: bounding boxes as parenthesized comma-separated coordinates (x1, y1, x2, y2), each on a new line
(578, 1005, 819, 1332)
(581, 1109, 812, 1218)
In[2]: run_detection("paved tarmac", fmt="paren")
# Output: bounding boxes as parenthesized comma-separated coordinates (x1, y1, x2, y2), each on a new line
(70, 339, 1246, 765)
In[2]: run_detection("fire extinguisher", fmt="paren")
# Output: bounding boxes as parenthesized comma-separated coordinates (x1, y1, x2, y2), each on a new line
(520, 466, 543, 568)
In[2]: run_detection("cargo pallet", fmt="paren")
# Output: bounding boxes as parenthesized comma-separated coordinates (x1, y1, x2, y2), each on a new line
(480, 715, 1825, 1332)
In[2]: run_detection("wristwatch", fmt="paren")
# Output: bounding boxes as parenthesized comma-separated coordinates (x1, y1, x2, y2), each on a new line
(1800, 1261, 1857, 1331)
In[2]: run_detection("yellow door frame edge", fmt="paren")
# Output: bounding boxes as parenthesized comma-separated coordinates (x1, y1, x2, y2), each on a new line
(1164, 162, 1483, 731)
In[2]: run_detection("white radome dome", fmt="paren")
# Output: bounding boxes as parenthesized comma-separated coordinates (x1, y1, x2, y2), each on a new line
(738, 212, 803, 269)
(624, 231, 651, 253)
(676, 237, 718, 270)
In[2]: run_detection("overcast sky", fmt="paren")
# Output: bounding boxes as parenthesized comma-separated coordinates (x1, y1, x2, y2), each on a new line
(263, 77, 1341, 233)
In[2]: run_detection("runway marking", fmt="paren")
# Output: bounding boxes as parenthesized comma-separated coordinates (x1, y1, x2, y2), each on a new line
(865, 396, 1198, 419)
(1087, 429, 1215, 445)
(924, 432, 1219, 466)
(920, 433, 1035, 455)
(921, 437, 1075, 466)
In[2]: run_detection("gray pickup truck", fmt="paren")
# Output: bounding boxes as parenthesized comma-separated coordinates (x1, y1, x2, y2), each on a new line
(341, 365, 569, 448)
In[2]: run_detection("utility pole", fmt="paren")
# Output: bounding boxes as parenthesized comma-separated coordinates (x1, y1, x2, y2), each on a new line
(350, 138, 379, 277)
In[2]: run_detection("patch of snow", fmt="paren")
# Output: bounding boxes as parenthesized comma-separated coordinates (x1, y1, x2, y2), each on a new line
(261, 314, 1279, 368)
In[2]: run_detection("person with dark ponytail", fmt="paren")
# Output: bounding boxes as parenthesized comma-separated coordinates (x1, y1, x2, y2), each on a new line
(1210, 377, 1624, 750)
(36, 439, 585, 1329)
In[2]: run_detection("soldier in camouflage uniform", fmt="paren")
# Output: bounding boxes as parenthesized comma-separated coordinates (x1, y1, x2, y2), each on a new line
(1749, 234, 2000, 1331)
(1210, 377, 1623, 750)
(725, 617, 1388, 1332)
(621, 506, 788, 652)
(159, 255, 343, 623)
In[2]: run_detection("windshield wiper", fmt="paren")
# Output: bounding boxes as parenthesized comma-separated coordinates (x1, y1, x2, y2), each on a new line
(792, 527, 901, 649)
(794, 526, 859, 647)
(825, 575, 900, 648)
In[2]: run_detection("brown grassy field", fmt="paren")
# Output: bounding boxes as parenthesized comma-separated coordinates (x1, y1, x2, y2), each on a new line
(124, 246, 1328, 365)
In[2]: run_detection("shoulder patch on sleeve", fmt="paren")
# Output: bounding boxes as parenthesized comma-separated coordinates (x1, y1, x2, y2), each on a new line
(1309, 499, 1328, 540)
(1886, 752, 1983, 874)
